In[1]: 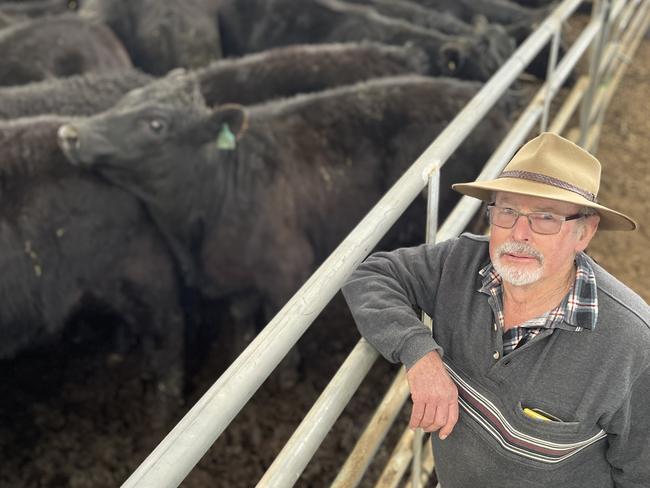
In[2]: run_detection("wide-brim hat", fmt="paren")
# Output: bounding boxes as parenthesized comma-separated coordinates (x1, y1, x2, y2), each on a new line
(452, 132, 637, 231)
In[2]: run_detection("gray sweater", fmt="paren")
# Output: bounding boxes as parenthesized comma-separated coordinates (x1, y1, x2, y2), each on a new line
(342, 233, 650, 488)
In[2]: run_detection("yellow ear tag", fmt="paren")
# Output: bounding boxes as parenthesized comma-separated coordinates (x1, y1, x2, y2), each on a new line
(216, 123, 236, 150)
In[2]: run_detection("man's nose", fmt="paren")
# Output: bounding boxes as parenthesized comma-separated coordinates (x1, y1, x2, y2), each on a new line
(511, 214, 534, 240)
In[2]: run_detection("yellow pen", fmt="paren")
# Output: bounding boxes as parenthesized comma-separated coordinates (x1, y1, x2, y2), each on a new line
(523, 407, 553, 422)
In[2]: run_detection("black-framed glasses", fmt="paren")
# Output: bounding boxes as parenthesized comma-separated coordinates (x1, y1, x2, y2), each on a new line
(486, 204, 584, 235)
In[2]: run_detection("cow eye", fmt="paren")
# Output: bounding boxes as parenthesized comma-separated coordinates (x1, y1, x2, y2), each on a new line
(148, 119, 166, 134)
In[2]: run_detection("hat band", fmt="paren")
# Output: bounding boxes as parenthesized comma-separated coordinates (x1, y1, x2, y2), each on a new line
(498, 170, 598, 203)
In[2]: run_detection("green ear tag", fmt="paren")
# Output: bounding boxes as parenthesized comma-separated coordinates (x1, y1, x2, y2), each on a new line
(216, 123, 237, 150)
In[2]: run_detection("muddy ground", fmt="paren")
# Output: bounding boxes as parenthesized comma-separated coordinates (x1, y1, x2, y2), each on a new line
(0, 19, 648, 488)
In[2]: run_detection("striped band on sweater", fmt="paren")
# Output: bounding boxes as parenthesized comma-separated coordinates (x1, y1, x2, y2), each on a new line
(445, 364, 607, 464)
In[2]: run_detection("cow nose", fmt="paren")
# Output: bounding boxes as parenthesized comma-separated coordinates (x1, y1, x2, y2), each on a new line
(57, 124, 79, 150)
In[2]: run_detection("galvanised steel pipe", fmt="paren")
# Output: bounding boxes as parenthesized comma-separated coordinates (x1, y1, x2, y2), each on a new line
(584, 0, 650, 151)
(375, 427, 415, 488)
(583, 0, 642, 128)
(541, 28, 562, 131)
(260, 172, 442, 488)
(404, 443, 434, 488)
(569, 0, 648, 149)
(256, 339, 380, 487)
(329, 368, 411, 488)
(579, 0, 612, 146)
(587, 0, 647, 128)
(412, 170, 440, 488)
(549, 76, 590, 133)
(121, 0, 589, 486)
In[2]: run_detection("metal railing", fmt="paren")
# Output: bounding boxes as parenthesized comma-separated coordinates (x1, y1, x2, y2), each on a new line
(122, 0, 650, 486)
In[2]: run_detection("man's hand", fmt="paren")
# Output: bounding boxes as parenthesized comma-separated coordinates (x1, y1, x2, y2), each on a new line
(406, 351, 459, 440)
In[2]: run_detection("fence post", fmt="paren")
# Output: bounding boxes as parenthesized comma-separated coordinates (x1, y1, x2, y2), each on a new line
(579, 0, 612, 146)
(411, 168, 440, 487)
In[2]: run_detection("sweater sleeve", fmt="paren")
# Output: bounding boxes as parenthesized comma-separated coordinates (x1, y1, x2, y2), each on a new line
(607, 364, 650, 487)
(342, 239, 455, 369)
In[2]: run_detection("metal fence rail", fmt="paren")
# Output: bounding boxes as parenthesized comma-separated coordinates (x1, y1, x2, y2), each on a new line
(122, 0, 649, 486)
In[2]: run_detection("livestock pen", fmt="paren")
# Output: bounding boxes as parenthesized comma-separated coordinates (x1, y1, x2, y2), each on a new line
(120, 0, 650, 487)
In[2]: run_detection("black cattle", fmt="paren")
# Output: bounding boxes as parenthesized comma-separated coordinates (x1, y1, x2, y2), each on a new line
(413, 0, 563, 79)
(0, 15, 131, 87)
(0, 42, 427, 120)
(0, 70, 153, 120)
(79, 0, 222, 75)
(58, 73, 513, 367)
(343, 0, 515, 64)
(218, 0, 514, 81)
(0, 116, 185, 426)
(196, 42, 430, 106)
(411, 0, 549, 47)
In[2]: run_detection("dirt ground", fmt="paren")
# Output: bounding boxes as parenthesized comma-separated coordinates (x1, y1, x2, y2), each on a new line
(0, 20, 648, 488)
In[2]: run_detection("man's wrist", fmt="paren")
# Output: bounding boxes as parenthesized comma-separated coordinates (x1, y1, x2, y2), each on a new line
(401, 332, 443, 370)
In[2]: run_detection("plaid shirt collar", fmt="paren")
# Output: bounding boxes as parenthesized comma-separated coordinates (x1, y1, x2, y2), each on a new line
(478, 251, 598, 332)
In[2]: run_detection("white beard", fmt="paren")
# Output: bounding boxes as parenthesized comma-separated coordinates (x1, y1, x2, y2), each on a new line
(493, 241, 544, 286)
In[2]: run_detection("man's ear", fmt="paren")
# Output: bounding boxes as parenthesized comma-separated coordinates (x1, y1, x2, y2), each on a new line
(210, 104, 248, 150)
(576, 214, 600, 252)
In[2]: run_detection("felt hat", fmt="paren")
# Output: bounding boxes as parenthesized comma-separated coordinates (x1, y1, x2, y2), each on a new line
(452, 132, 636, 231)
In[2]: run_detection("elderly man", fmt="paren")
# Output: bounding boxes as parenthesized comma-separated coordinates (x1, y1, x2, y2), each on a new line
(342, 132, 649, 487)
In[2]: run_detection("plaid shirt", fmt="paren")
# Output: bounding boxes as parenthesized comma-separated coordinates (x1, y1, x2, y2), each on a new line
(479, 252, 598, 356)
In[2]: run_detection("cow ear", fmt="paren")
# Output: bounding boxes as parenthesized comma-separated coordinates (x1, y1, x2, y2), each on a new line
(210, 104, 248, 150)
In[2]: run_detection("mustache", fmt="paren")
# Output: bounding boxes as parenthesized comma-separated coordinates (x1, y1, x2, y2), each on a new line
(496, 241, 544, 263)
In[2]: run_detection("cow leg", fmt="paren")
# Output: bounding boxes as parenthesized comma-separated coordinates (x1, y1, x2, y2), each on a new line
(109, 240, 186, 430)
(259, 234, 316, 390)
(113, 281, 185, 431)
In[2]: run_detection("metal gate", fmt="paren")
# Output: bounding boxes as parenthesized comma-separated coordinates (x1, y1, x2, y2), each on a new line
(122, 0, 650, 486)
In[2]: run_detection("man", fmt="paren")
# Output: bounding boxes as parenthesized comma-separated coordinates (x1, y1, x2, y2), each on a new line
(342, 132, 649, 487)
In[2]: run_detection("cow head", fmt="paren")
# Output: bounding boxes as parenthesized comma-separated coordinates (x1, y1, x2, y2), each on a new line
(439, 43, 466, 77)
(58, 71, 247, 189)
(80, 0, 222, 75)
(440, 23, 514, 81)
(471, 16, 516, 69)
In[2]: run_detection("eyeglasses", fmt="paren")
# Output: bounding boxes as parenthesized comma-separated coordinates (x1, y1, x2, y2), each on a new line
(486, 204, 585, 235)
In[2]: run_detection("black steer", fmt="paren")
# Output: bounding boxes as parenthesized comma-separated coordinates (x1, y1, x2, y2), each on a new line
(413, 0, 563, 79)
(196, 42, 430, 106)
(0, 14, 132, 87)
(218, 0, 514, 81)
(0, 42, 428, 120)
(80, 0, 222, 75)
(0, 116, 186, 426)
(58, 73, 513, 367)
(343, 0, 516, 65)
(0, 69, 153, 120)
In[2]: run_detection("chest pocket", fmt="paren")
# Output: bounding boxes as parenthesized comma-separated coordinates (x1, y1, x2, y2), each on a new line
(446, 363, 607, 465)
